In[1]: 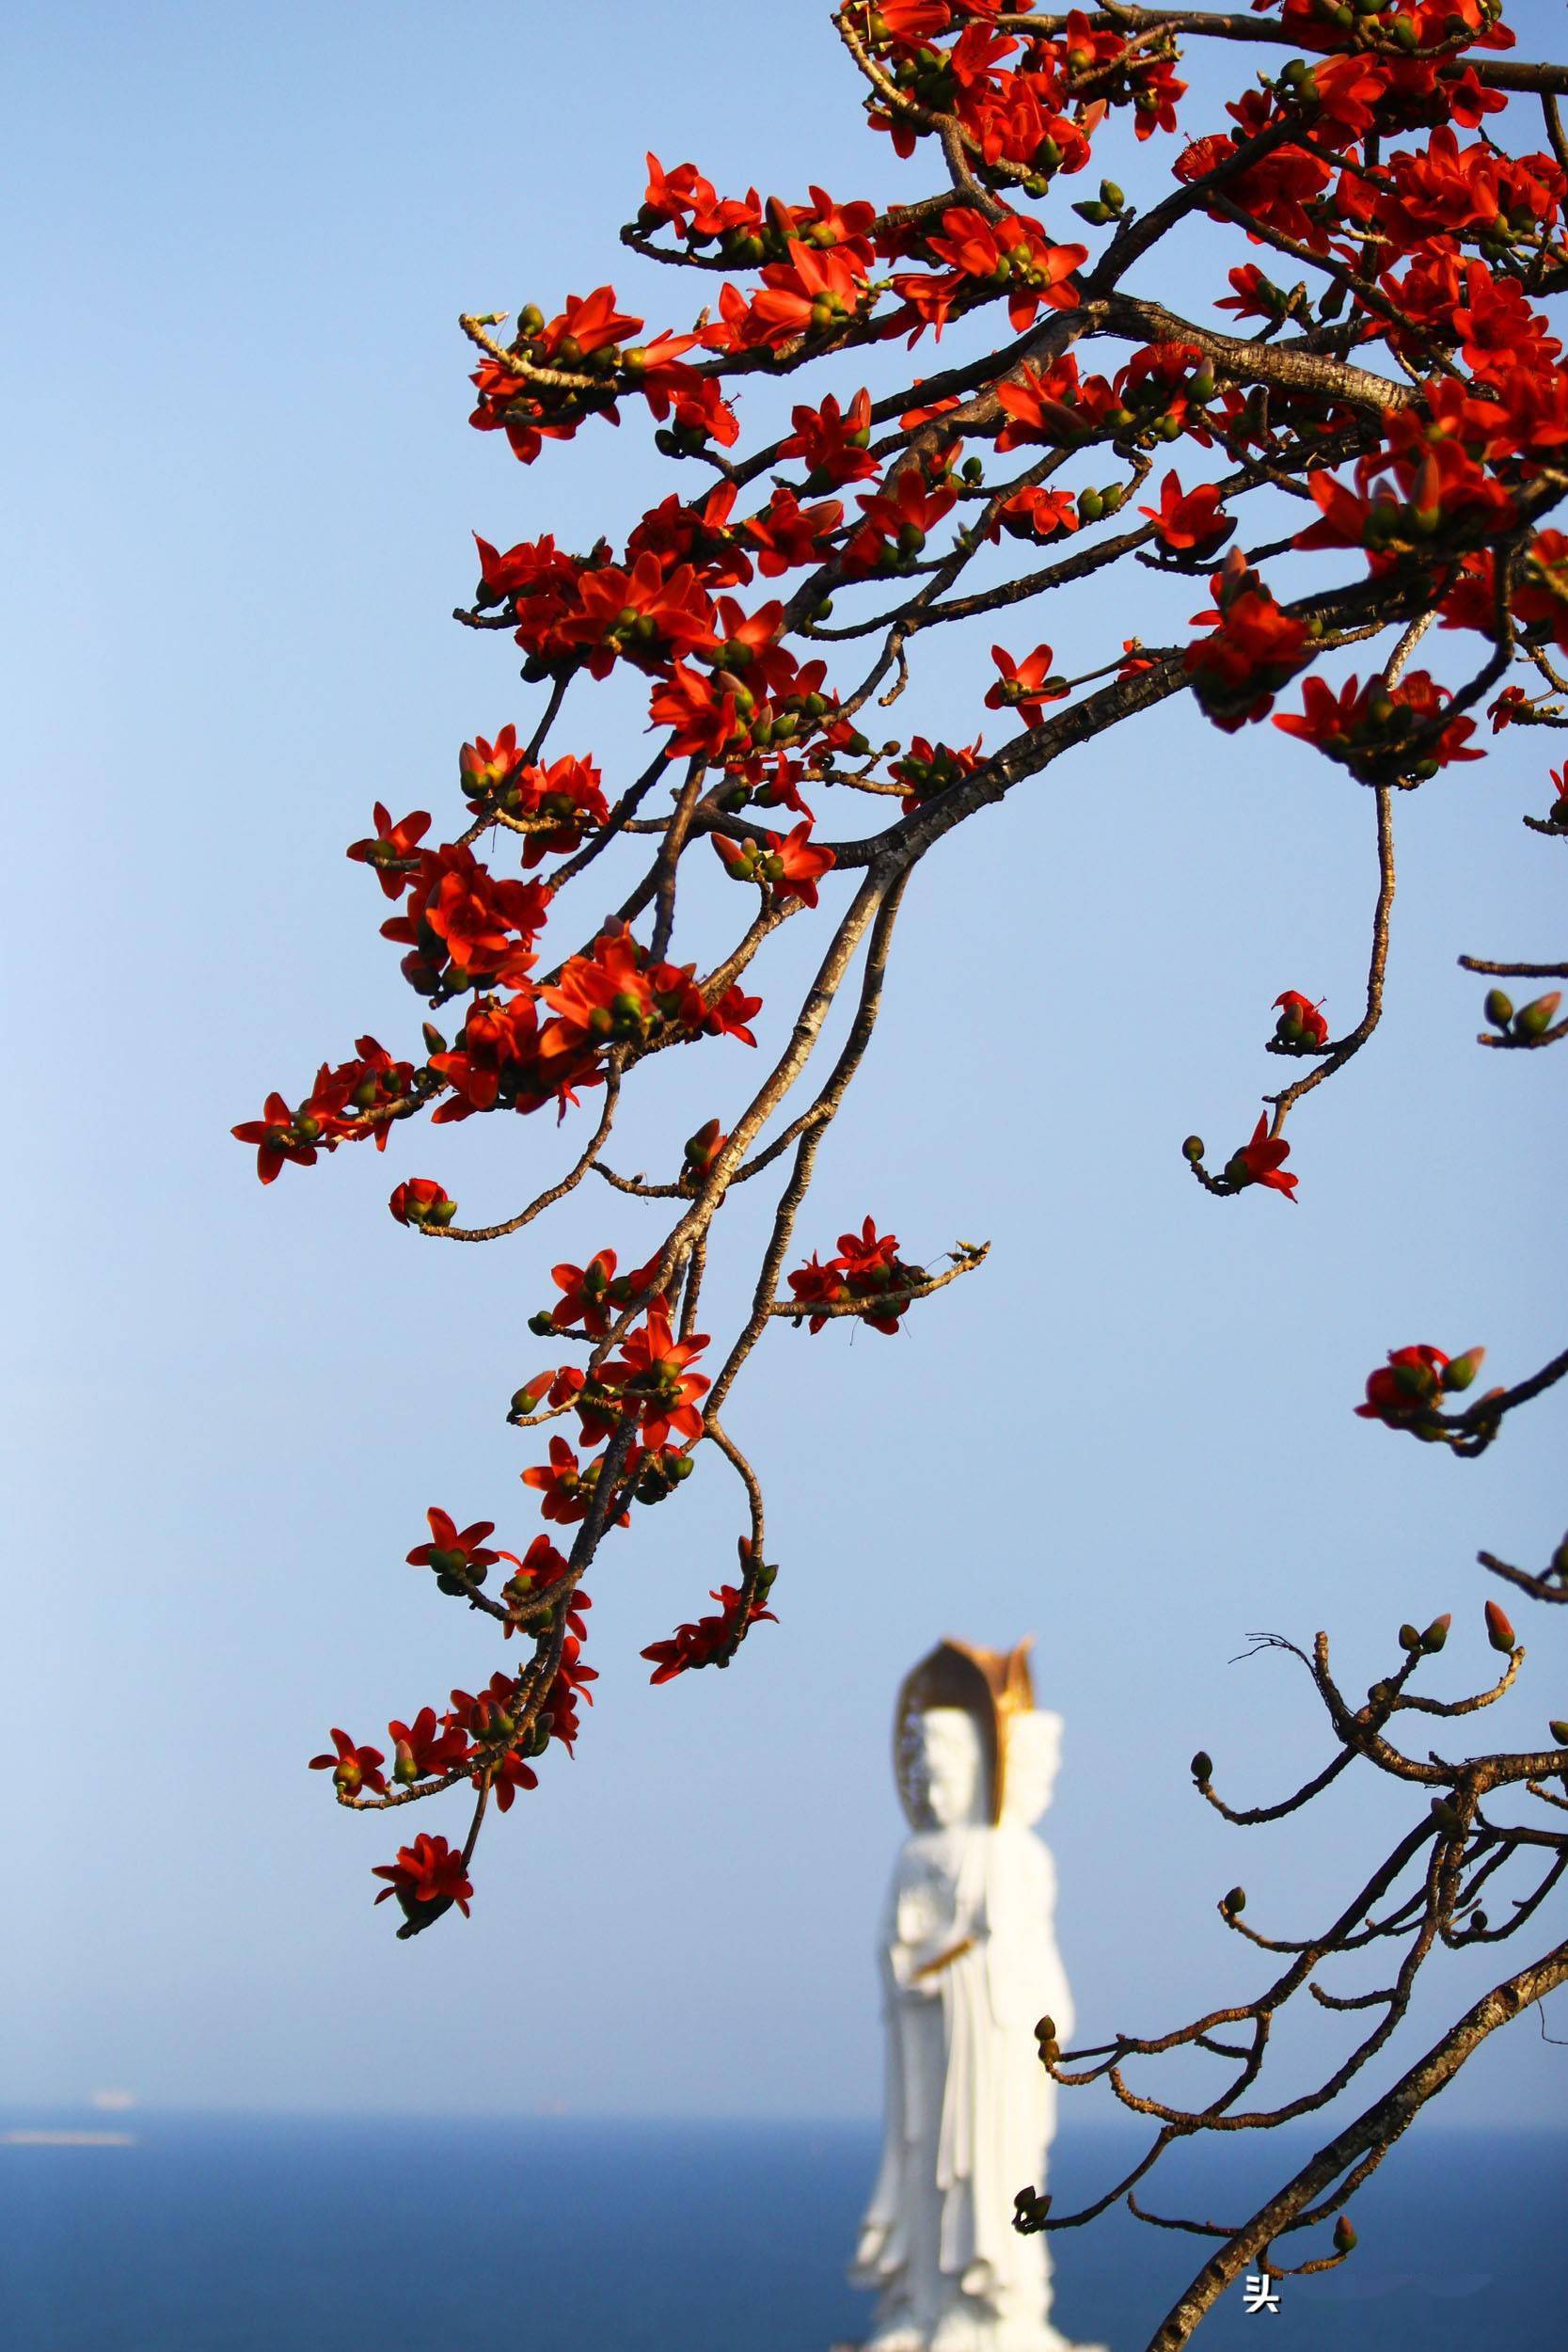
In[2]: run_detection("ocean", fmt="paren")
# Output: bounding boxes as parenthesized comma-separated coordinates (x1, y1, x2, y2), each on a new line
(2, 2114, 1561, 2349)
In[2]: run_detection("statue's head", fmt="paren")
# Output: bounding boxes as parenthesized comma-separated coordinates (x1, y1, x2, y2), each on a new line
(915, 1708, 987, 1828)
(894, 1637, 1036, 1827)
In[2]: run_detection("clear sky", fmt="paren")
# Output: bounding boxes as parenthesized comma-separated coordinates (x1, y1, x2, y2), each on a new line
(6, 0, 1565, 2138)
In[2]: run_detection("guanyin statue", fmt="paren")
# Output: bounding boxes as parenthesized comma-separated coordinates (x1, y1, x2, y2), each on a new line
(847, 1639, 1094, 2352)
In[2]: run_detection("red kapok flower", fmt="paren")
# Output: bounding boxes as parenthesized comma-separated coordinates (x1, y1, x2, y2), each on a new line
(1355, 1344, 1450, 1425)
(387, 1707, 472, 1783)
(1273, 992, 1329, 1049)
(346, 803, 432, 899)
(985, 644, 1068, 730)
(389, 1178, 457, 1229)
(309, 1727, 387, 1798)
(371, 1833, 473, 1936)
(1224, 1116, 1297, 1201)
(1139, 470, 1234, 557)
(406, 1507, 502, 1587)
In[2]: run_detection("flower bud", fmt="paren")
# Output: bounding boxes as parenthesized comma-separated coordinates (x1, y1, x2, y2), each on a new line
(1191, 1750, 1212, 1785)
(393, 1740, 418, 1786)
(684, 1118, 727, 1174)
(1441, 1347, 1485, 1392)
(1483, 989, 1513, 1030)
(1333, 2216, 1358, 2255)
(1181, 1135, 1205, 1162)
(1034, 2014, 1057, 2047)
(1484, 1599, 1516, 1654)
(1420, 1613, 1451, 1652)
(1547, 1720, 1568, 1746)
(1514, 991, 1561, 1040)
(511, 1382, 546, 1417)
(1013, 2187, 1052, 2233)
(1222, 1885, 1245, 1916)
(528, 1311, 557, 1337)
(1398, 1624, 1421, 1653)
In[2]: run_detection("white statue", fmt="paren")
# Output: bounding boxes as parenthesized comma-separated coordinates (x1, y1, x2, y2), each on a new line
(848, 1640, 1087, 2352)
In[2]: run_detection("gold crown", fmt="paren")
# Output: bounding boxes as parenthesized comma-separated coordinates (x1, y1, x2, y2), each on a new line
(894, 1637, 1035, 1827)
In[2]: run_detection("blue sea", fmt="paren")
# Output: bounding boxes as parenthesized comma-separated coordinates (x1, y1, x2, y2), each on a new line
(2, 2115, 1561, 2349)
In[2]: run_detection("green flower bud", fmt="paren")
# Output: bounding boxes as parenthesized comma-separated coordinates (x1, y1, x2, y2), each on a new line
(1222, 1885, 1246, 1916)
(1483, 989, 1513, 1029)
(1546, 1720, 1568, 1746)
(1333, 2216, 1358, 2254)
(1399, 1624, 1421, 1652)
(1421, 1613, 1451, 1652)
(1181, 1136, 1205, 1162)
(1514, 991, 1562, 1039)
(1441, 1347, 1485, 1392)
(1191, 1750, 1213, 1785)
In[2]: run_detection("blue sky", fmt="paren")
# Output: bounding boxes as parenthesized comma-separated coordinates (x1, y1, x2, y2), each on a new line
(6, 0, 1565, 2136)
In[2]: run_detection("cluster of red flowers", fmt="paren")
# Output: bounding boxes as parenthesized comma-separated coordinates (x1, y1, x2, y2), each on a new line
(860, 5, 1187, 168)
(995, 341, 1218, 454)
(232, 1037, 417, 1184)
(890, 735, 983, 813)
(1185, 553, 1312, 733)
(1274, 670, 1481, 785)
(261, 0, 1567, 1937)
(239, 911, 763, 1173)
(641, 1545, 779, 1683)
(459, 731, 609, 864)
(787, 1216, 926, 1334)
